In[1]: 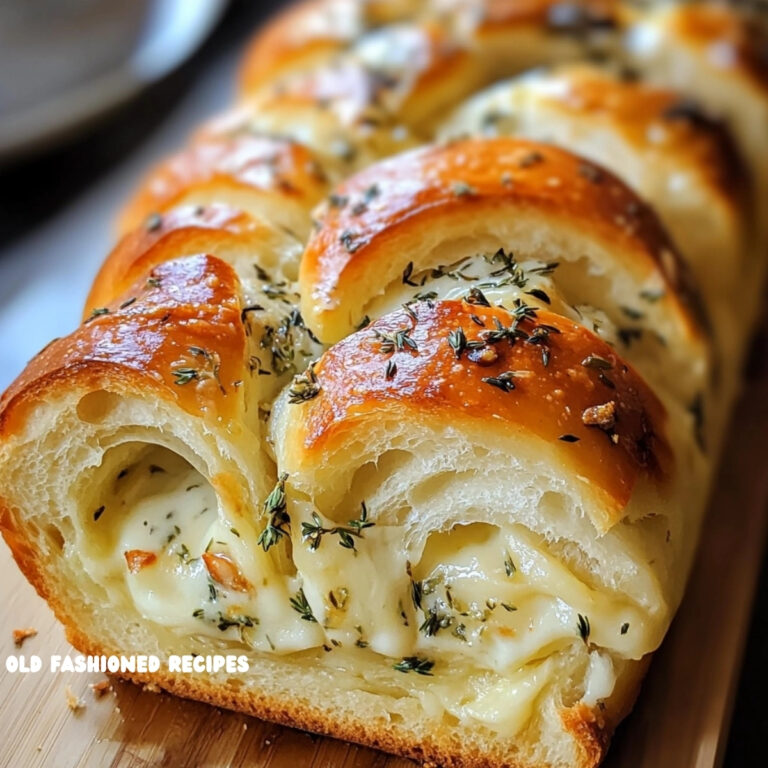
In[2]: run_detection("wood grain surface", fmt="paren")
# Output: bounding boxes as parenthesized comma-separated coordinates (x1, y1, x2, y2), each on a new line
(1, 327, 766, 768)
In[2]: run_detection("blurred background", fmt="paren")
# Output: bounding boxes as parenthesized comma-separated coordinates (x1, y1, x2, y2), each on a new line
(0, 0, 269, 385)
(0, 1, 764, 765)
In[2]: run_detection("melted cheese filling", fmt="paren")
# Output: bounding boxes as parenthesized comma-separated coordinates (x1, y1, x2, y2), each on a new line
(81, 445, 660, 736)
(363, 251, 662, 357)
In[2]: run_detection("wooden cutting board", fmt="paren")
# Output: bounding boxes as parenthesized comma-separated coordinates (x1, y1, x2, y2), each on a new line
(1, 328, 767, 768)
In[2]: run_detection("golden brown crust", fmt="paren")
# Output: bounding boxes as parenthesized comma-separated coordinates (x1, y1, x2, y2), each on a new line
(1, 1, 761, 766)
(669, 2, 768, 96)
(559, 704, 610, 768)
(472, 0, 619, 34)
(523, 64, 751, 208)
(237, 0, 622, 101)
(295, 300, 670, 526)
(254, 60, 390, 123)
(240, 22, 475, 132)
(300, 136, 707, 341)
(0, 254, 246, 432)
(118, 133, 328, 236)
(86, 204, 260, 313)
(238, 0, 359, 95)
(382, 23, 478, 124)
(237, 0, 424, 96)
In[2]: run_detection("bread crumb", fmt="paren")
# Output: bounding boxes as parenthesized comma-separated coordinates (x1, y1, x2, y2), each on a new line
(65, 685, 85, 712)
(13, 627, 37, 647)
(142, 682, 160, 693)
(242, 722, 248, 731)
(90, 679, 111, 697)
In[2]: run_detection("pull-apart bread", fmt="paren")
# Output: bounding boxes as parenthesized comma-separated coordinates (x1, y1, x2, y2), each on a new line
(1, 2, 767, 767)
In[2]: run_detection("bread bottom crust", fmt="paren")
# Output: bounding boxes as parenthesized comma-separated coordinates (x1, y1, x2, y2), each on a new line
(64, 626, 615, 768)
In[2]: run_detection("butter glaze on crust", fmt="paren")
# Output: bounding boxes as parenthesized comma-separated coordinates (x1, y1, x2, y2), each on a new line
(1, 255, 246, 432)
(300, 137, 707, 342)
(238, 0, 372, 94)
(670, 3, 768, 94)
(496, 64, 749, 207)
(625, 1, 768, 223)
(297, 300, 670, 527)
(240, 23, 479, 137)
(86, 204, 263, 313)
(237, 0, 621, 102)
(348, 23, 480, 128)
(437, 64, 750, 426)
(469, 0, 619, 32)
(439, 64, 751, 285)
(118, 133, 328, 238)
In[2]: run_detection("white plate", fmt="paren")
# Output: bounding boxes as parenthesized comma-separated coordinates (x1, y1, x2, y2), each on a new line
(0, 0, 228, 163)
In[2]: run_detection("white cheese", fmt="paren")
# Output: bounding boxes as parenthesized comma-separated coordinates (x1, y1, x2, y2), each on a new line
(80, 447, 660, 737)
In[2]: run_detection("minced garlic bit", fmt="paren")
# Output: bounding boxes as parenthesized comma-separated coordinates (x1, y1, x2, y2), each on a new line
(65, 685, 85, 712)
(90, 679, 112, 697)
(13, 627, 37, 647)
(582, 400, 617, 431)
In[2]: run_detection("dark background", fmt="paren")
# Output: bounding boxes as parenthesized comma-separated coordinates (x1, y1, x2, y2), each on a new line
(0, 1, 764, 764)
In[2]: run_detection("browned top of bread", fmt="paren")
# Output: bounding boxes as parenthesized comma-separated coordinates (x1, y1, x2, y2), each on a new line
(244, 22, 475, 129)
(86, 204, 259, 313)
(516, 64, 749, 206)
(237, 0, 419, 94)
(0, 255, 246, 433)
(118, 133, 328, 236)
(471, 0, 619, 34)
(669, 2, 768, 95)
(2, 4, 764, 768)
(290, 299, 670, 525)
(300, 136, 706, 341)
(238, 0, 360, 93)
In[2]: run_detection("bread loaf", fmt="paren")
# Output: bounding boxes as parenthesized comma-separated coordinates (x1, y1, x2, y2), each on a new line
(1, 2, 766, 766)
